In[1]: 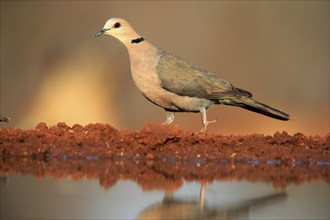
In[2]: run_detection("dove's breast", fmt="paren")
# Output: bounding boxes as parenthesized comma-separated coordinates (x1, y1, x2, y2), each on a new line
(126, 43, 214, 112)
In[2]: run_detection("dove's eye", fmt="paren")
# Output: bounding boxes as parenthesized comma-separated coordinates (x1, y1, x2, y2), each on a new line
(114, 22, 121, 28)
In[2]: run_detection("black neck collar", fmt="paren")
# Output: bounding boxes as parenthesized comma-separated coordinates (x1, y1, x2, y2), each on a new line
(131, 37, 144, 44)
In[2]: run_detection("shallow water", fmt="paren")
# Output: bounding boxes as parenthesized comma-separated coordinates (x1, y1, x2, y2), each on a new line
(1, 162, 329, 220)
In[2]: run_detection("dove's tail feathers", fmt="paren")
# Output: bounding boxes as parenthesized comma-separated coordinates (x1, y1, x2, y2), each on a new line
(0, 117, 11, 122)
(224, 97, 290, 121)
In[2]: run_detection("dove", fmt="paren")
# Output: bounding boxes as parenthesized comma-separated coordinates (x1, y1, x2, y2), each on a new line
(96, 18, 290, 132)
(0, 117, 10, 122)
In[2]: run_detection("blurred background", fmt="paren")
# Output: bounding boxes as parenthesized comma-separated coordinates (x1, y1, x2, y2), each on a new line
(0, 1, 329, 135)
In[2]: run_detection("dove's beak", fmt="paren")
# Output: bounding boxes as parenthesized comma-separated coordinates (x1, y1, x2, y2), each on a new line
(95, 28, 110, 37)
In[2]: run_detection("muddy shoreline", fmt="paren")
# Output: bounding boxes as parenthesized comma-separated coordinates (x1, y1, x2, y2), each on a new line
(0, 122, 329, 163)
(1, 122, 329, 189)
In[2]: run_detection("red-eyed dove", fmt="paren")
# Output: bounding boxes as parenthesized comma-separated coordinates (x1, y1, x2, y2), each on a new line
(96, 18, 290, 132)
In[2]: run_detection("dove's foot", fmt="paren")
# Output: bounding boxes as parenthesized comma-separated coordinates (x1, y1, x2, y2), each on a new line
(199, 108, 217, 133)
(161, 111, 175, 125)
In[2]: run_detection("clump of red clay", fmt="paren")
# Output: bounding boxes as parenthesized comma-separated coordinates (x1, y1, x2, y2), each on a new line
(0, 122, 329, 189)
(0, 122, 329, 163)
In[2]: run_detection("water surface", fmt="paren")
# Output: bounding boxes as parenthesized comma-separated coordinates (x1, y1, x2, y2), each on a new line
(1, 158, 329, 219)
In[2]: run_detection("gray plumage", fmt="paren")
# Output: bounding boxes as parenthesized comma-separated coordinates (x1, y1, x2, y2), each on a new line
(96, 18, 290, 132)
(157, 51, 289, 120)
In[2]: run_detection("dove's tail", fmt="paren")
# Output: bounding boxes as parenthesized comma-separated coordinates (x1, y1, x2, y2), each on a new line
(0, 117, 11, 122)
(224, 97, 290, 121)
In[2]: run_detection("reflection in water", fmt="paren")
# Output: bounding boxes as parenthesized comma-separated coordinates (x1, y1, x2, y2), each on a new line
(0, 175, 9, 185)
(0, 157, 329, 191)
(0, 158, 329, 219)
(136, 183, 287, 220)
(0, 156, 329, 219)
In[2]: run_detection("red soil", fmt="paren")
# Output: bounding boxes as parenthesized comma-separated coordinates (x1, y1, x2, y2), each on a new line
(0, 122, 329, 189)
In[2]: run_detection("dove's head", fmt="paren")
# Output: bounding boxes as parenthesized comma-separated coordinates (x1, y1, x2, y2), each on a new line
(95, 18, 141, 45)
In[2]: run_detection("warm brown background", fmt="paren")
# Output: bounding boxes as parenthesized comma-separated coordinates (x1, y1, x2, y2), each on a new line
(0, 1, 329, 135)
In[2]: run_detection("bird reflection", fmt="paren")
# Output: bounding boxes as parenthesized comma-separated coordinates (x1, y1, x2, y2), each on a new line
(0, 175, 9, 186)
(136, 183, 287, 220)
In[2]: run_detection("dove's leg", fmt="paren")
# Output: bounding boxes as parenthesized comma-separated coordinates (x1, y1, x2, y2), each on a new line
(199, 108, 217, 133)
(161, 111, 175, 125)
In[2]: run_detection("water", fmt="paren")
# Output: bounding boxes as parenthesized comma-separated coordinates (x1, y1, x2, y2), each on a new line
(1, 159, 329, 220)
